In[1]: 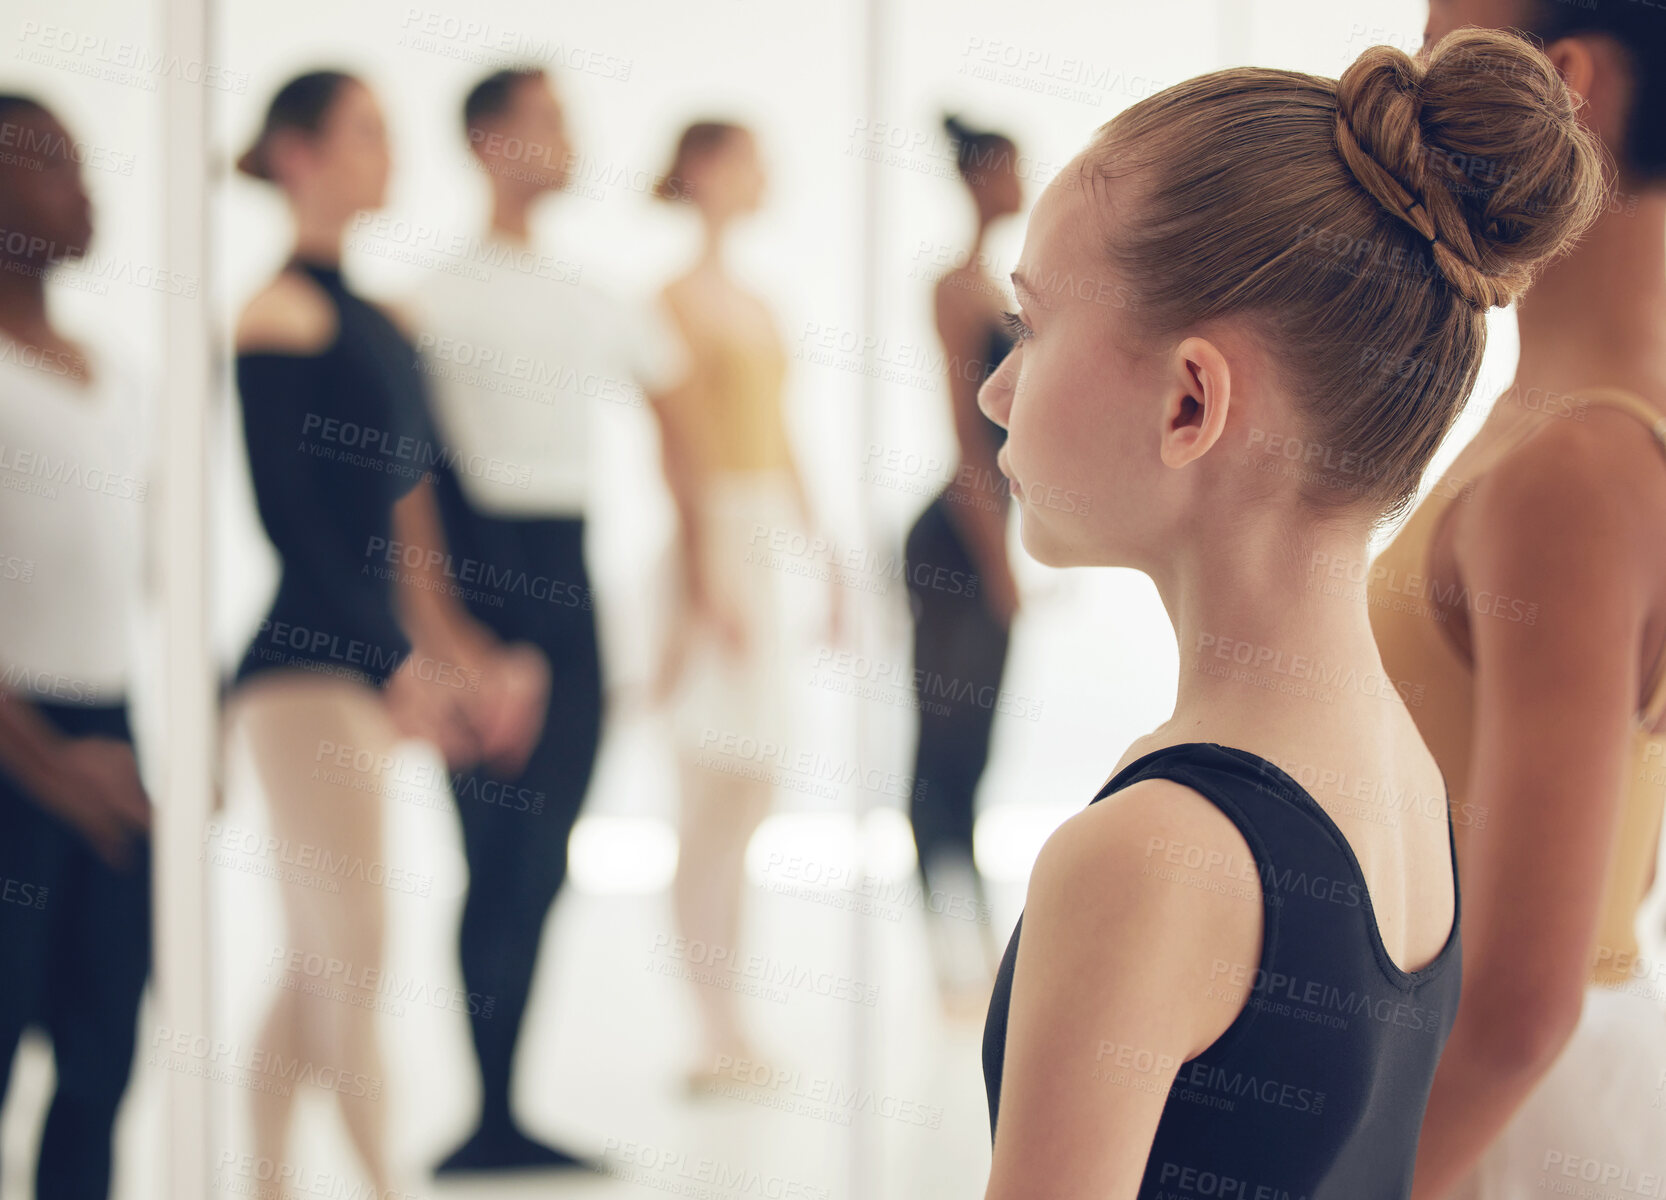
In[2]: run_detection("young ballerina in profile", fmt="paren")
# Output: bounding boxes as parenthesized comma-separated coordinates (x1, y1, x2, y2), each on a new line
(978, 28, 1603, 1198)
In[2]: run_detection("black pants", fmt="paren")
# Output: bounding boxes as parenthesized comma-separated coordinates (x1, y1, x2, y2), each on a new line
(433, 467, 602, 1127)
(0, 701, 150, 1200)
(904, 495, 1010, 917)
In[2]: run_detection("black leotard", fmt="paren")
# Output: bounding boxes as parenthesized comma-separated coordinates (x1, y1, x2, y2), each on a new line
(232, 258, 439, 690)
(905, 315, 1018, 918)
(983, 742, 1462, 1199)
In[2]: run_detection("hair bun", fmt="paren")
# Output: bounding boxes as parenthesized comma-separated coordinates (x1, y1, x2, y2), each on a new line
(235, 141, 270, 181)
(1334, 29, 1605, 311)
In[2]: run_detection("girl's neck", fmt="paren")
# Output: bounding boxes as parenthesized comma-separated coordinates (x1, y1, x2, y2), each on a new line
(489, 185, 538, 245)
(1152, 515, 1391, 737)
(694, 212, 729, 275)
(289, 202, 348, 267)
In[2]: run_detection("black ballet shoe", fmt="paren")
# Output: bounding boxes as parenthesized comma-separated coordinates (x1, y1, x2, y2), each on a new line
(433, 1123, 599, 1175)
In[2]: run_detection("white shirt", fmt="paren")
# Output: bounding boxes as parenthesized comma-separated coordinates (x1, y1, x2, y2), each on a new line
(0, 337, 149, 703)
(408, 236, 686, 518)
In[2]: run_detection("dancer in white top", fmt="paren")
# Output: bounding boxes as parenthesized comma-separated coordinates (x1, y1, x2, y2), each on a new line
(0, 93, 153, 1200)
(406, 66, 684, 1173)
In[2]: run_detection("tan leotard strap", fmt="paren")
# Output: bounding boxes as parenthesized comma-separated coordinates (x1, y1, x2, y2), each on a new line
(1576, 389, 1666, 727)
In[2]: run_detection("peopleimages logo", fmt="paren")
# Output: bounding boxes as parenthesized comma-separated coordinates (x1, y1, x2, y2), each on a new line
(1208, 960, 1443, 1033)
(364, 537, 592, 610)
(1540, 1150, 1666, 1196)
(1194, 632, 1427, 708)
(14, 20, 250, 93)
(695, 728, 922, 802)
(1153, 1160, 1310, 1199)
(1143, 835, 1364, 910)
(214, 1152, 416, 1200)
(744, 523, 979, 600)
(297, 411, 530, 490)
(0, 229, 198, 297)
(0, 119, 135, 176)
(147, 1028, 380, 1099)
(265, 945, 495, 1019)
(648, 933, 880, 1007)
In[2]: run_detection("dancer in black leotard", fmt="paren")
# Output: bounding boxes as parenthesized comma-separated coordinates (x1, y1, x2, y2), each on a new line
(0, 94, 152, 1200)
(974, 30, 1605, 1197)
(236, 253, 437, 689)
(904, 116, 1022, 1012)
(225, 71, 547, 1197)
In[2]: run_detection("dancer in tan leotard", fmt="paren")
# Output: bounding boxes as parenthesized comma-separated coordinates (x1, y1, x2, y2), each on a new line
(1379, 4, 1666, 1195)
(647, 121, 838, 1093)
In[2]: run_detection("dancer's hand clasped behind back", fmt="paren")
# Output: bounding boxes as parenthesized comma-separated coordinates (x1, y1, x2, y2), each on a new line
(39, 736, 151, 870)
(384, 641, 551, 776)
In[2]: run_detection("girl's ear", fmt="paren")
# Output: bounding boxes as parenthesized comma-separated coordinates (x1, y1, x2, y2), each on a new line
(1158, 336, 1231, 470)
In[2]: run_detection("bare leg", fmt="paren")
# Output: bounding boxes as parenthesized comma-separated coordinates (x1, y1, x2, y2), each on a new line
(671, 473, 791, 1086)
(227, 675, 401, 1195)
(673, 753, 773, 1077)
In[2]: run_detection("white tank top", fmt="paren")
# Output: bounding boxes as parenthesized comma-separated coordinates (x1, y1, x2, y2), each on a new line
(0, 336, 149, 704)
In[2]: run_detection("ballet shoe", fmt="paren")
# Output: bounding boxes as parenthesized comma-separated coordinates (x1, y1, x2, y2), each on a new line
(433, 1122, 599, 1175)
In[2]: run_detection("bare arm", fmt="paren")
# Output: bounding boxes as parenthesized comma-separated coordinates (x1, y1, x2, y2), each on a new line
(643, 291, 709, 603)
(647, 377, 709, 605)
(987, 780, 1262, 1198)
(935, 280, 1017, 624)
(389, 479, 496, 670)
(1410, 417, 1665, 1197)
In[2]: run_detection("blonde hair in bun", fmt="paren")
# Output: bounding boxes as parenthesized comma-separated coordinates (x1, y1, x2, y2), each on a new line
(1079, 27, 1604, 522)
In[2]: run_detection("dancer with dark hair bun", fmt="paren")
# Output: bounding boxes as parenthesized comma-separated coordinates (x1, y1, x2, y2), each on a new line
(978, 28, 1603, 1196)
(0, 93, 152, 1200)
(903, 114, 1023, 1015)
(226, 70, 547, 1195)
(410, 65, 686, 1174)
(1380, 4, 1666, 1195)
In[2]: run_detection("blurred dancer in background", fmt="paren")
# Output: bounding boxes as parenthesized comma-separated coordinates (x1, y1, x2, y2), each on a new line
(409, 65, 684, 1172)
(905, 114, 1023, 1015)
(0, 93, 152, 1200)
(226, 70, 547, 1194)
(1379, 5, 1666, 1195)
(648, 120, 837, 1092)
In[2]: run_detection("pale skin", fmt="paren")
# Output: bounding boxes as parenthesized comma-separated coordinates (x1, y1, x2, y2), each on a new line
(1409, 4, 1666, 1196)
(649, 127, 838, 682)
(645, 127, 841, 1080)
(0, 104, 150, 869)
(979, 163, 1455, 1198)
